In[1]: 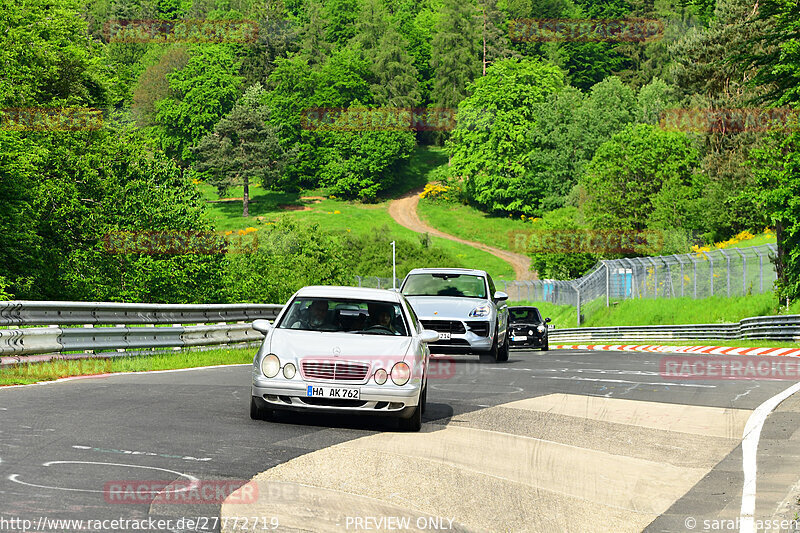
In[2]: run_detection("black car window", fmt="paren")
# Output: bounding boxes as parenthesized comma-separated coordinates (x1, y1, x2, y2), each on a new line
(509, 308, 542, 323)
(277, 297, 410, 336)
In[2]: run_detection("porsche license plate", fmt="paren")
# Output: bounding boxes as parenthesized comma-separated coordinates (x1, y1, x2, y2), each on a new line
(438, 332, 451, 340)
(306, 386, 360, 400)
(512, 335, 527, 341)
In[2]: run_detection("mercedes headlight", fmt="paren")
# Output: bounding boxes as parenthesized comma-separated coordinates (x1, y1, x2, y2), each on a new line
(391, 362, 411, 386)
(283, 362, 296, 379)
(469, 304, 491, 317)
(261, 354, 280, 378)
(374, 368, 388, 385)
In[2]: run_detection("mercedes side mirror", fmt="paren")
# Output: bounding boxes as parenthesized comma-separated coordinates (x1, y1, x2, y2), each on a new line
(252, 319, 272, 334)
(419, 330, 440, 344)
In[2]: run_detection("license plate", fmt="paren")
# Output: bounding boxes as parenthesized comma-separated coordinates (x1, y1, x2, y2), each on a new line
(512, 335, 527, 341)
(306, 386, 360, 400)
(438, 332, 451, 340)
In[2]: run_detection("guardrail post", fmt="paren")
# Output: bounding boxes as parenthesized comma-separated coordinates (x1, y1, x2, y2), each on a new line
(605, 261, 609, 307)
(693, 257, 697, 298)
(116, 324, 125, 352)
(576, 286, 581, 327)
(84, 323, 93, 354)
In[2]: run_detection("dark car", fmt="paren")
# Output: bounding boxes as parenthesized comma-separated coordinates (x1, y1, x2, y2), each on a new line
(507, 306, 551, 351)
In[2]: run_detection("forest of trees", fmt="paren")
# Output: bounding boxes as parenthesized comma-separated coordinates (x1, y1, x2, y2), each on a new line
(0, 0, 797, 303)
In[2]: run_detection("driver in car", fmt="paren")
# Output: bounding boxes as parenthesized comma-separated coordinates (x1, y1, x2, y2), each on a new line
(290, 299, 332, 329)
(366, 303, 399, 334)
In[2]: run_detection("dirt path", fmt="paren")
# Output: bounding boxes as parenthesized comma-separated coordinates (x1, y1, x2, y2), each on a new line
(388, 188, 536, 280)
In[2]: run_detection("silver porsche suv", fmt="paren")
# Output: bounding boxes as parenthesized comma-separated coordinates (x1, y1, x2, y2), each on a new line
(400, 268, 510, 362)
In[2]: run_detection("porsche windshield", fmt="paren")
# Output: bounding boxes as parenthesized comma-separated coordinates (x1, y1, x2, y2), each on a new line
(402, 273, 487, 299)
(276, 297, 409, 336)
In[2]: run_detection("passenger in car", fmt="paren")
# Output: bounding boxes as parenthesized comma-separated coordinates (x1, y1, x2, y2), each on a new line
(290, 299, 331, 329)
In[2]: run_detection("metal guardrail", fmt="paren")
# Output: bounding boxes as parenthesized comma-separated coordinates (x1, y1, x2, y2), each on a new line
(549, 314, 800, 343)
(0, 300, 797, 364)
(0, 301, 283, 363)
(0, 301, 282, 326)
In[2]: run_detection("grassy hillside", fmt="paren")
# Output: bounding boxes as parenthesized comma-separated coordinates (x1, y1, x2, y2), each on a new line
(417, 198, 776, 256)
(196, 147, 515, 280)
(417, 200, 532, 253)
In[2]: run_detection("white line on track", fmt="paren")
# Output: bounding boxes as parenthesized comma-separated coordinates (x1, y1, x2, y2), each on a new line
(739, 381, 800, 533)
(8, 461, 198, 493)
(538, 376, 716, 388)
(0, 363, 251, 390)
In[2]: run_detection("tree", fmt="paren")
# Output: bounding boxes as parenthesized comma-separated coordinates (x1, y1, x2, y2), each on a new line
(449, 58, 565, 214)
(431, 0, 480, 110)
(581, 123, 706, 232)
(477, 0, 514, 76)
(527, 207, 597, 279)
(11, 129, 225, 302)
(354, 0, 420, 107)
(194, 84, 288, 217)
(222, 219, 352, 303)
(0, 0, 108, 107)
(300, 0, 332, 64)
(747, 126, 800, 303)
(155, 45, 243, 165)
(370, 28, 421, 107)
(734, 0, 800, 304)
(736, 0, 800, 107)
(0, 131, 44, 297)
(324, 0, 361, 46)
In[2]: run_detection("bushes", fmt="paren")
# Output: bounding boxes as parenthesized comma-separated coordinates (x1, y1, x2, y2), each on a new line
(222, 219, 352, 304)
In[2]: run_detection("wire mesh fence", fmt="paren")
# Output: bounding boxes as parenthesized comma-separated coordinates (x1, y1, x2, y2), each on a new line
(353, 244, 779, 327)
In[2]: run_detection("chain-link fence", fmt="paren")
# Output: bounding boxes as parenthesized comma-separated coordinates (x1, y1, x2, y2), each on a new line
(353, 244, 779, 327)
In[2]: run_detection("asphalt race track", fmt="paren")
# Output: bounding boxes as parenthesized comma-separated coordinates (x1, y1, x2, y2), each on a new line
(2, 349, 800, 533)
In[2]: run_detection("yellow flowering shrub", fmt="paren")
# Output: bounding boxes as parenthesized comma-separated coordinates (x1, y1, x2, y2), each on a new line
(419, 183, 450, 200)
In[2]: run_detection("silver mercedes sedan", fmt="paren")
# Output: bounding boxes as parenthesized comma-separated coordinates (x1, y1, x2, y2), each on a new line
(250, 286, 438, 431)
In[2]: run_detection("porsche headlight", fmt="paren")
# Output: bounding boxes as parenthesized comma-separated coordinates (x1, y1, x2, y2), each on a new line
(469, 304, 491, 317)
(391, 362, 411, 386)
(537, 325, 545, 333)
(261, 354, 280, 378)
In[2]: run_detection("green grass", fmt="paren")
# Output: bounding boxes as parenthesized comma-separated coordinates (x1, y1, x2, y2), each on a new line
(513, 291, 800, 330)
(728, 232, 776, 248)
(417, 199, 531, 253)
(198, 170, 515, 280)
(0, 347, 253, 386)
